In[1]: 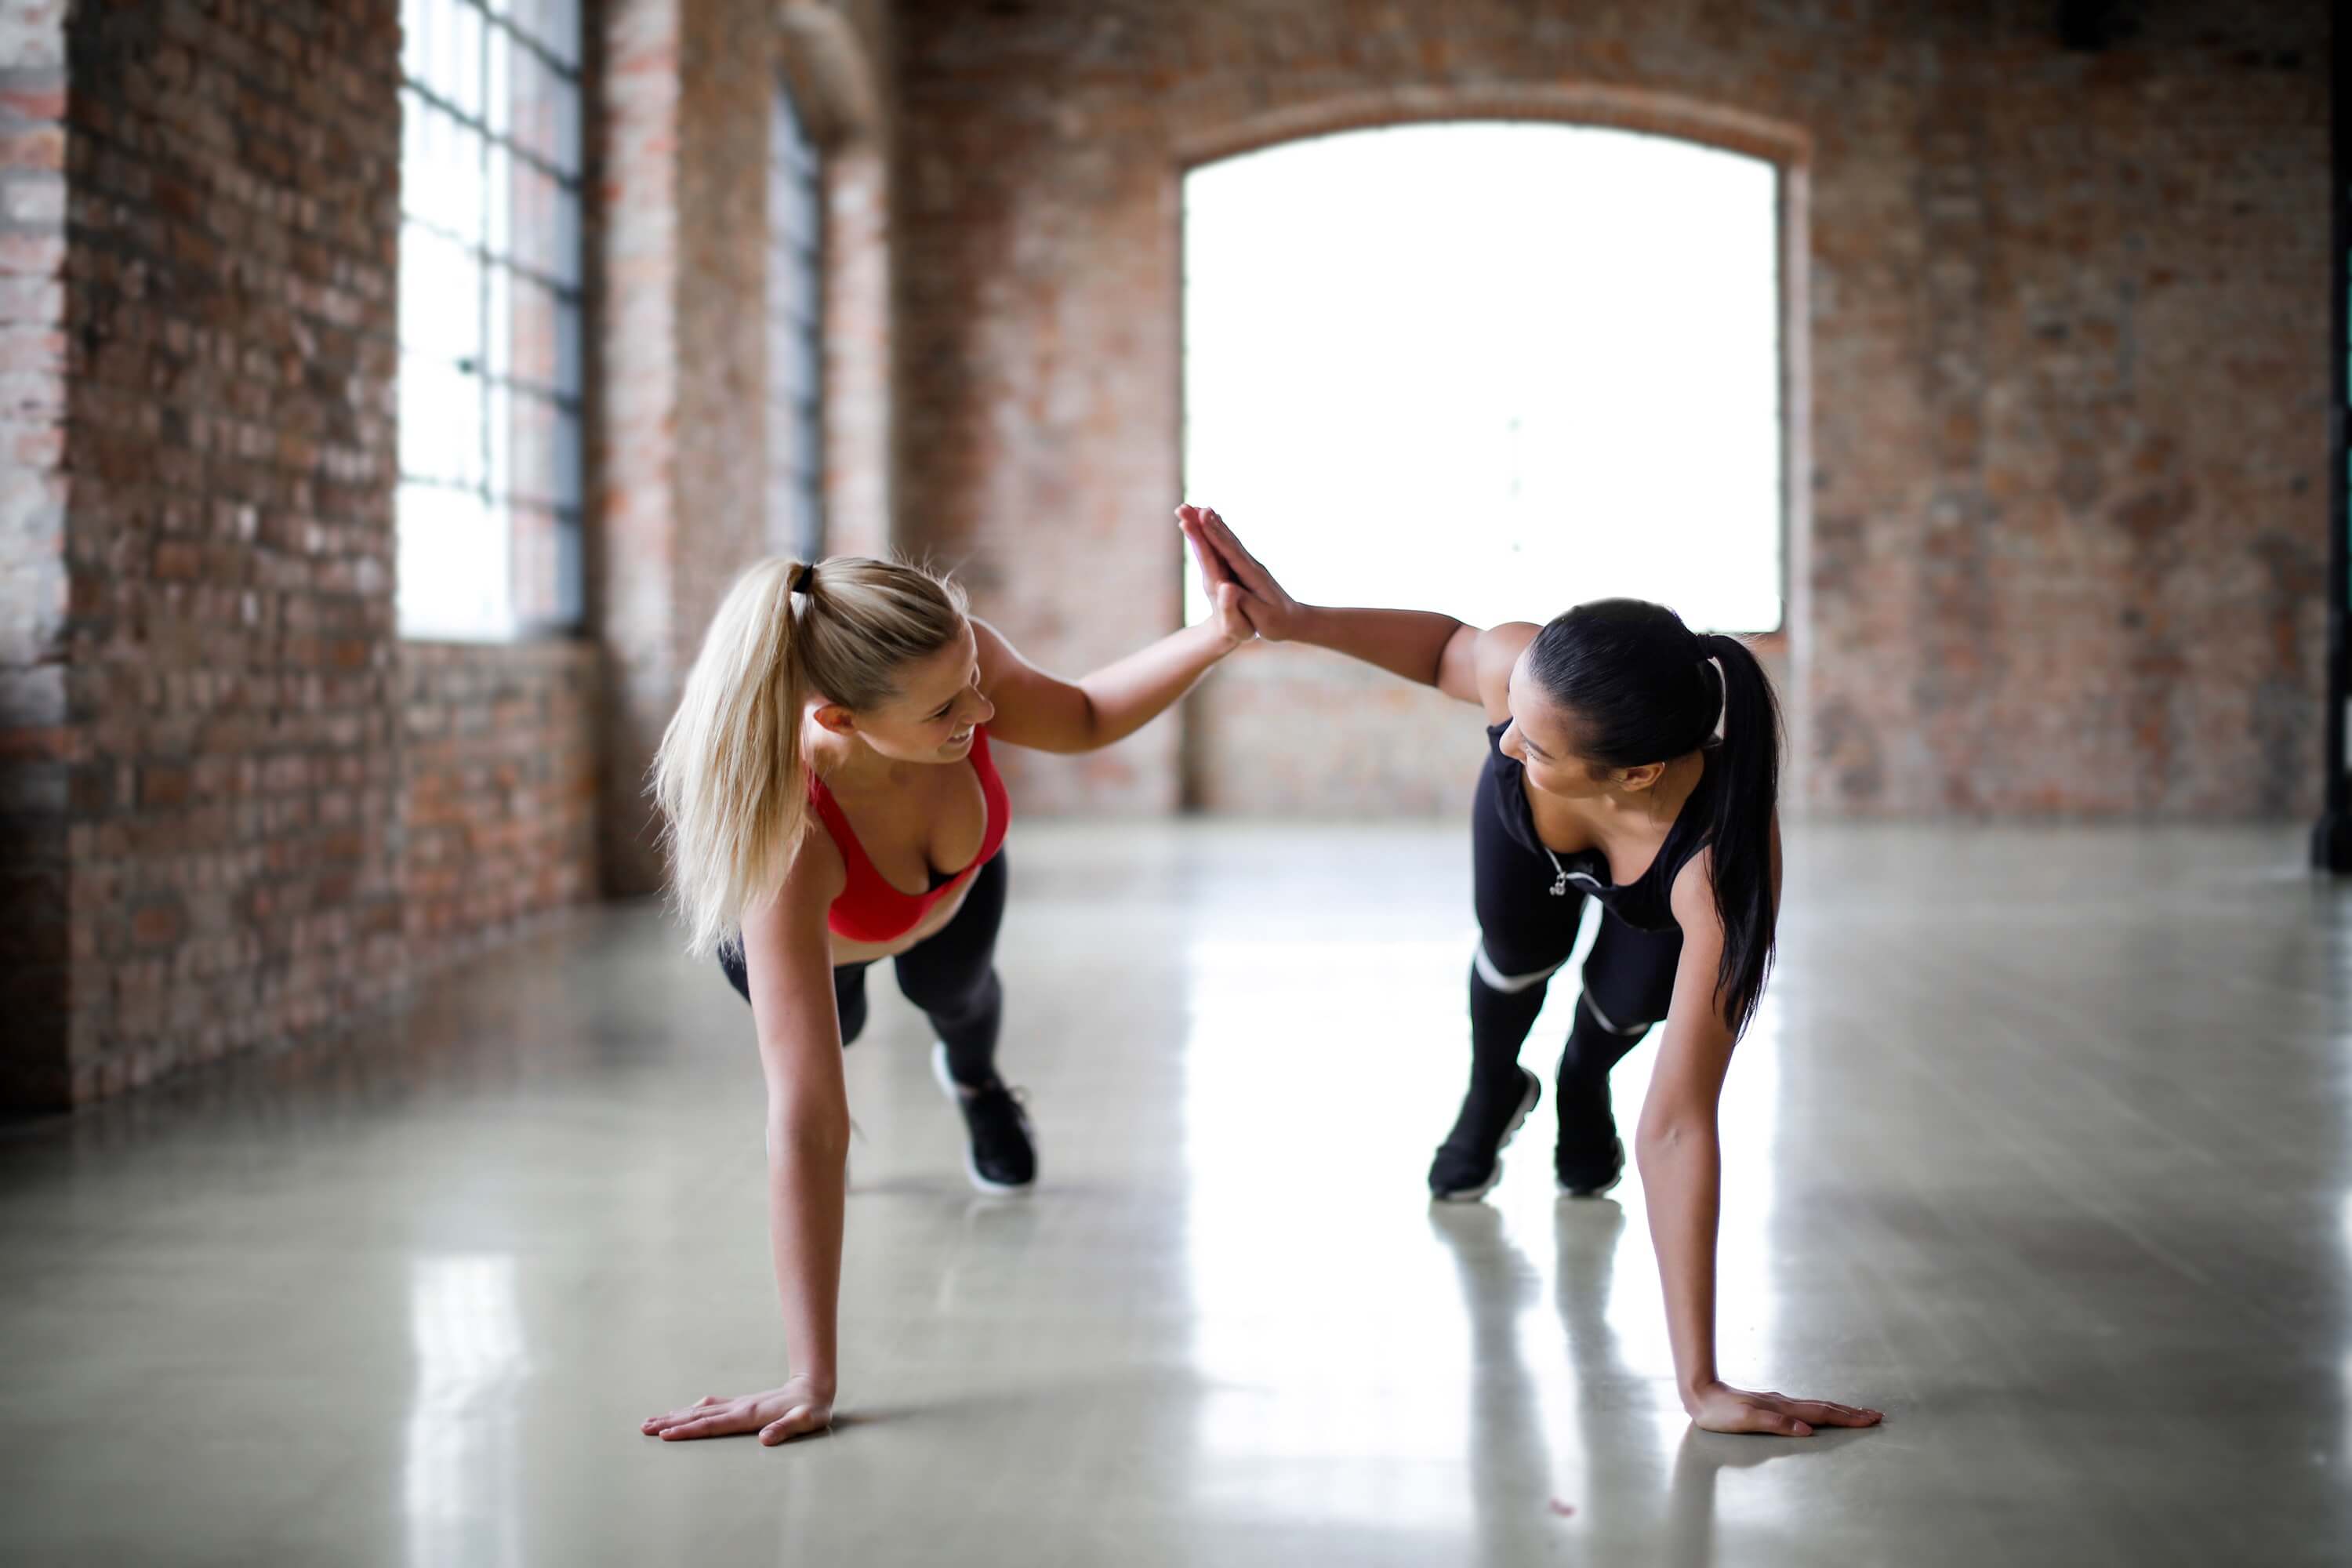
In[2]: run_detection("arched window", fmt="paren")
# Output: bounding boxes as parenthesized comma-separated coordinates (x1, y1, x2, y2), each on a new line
(1184, 122, 1784, 633)
(396, 0, 585, 640)
(768, 78, 825, 561)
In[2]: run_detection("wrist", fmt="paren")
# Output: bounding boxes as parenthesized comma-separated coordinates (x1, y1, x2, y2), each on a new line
(797, 1367, 837, 1399)
(1197, 617, 1247, 657)
(1679, 1374, 1721, 1412)
(1281, 602, 1323, 645)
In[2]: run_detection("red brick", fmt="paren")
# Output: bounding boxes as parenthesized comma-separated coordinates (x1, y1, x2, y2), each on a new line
(130, 901, 184, 947)
(0, 724, 70, 760)
(139, 764, 191, 808)
(0, 127, 64, 171)
(0, 84, 67, 122)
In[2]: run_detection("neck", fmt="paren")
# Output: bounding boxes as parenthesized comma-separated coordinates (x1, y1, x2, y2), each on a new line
(804, 720, 901, 794)
(1598, 749, 1707, 836)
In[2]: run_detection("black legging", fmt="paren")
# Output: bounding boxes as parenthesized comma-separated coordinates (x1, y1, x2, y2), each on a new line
(1470, 775, 1681, 1095)
(718, 849, 1009, 1087)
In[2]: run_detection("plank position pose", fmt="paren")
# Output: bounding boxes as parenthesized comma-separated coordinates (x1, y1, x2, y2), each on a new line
(1181, 504, 1882, 1440)
(640, 540, 1254, 1445)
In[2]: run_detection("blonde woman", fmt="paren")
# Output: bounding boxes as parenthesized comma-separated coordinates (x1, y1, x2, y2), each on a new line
(640, 539, 1253, 1446)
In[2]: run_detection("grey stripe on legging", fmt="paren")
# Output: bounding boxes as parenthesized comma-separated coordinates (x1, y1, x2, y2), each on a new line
(1472, 942, 1566, 996)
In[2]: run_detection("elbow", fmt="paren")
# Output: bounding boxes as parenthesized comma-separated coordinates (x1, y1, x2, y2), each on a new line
(1633, 1111, 1715, 1173)
(765, 1102, 851, 1167)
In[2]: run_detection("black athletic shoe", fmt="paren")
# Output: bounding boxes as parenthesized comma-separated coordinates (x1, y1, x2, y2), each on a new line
(931, 1043, 1036, 1193)
(1428, 1068, 1541, 1202)
(1555, 1134, 1625, 1199)
(1554, 1065, 1625, 1198)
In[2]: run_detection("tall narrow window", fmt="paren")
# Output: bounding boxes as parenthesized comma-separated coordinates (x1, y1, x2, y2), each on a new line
(397, 0, 585, 640)
(1184, 123, 1784, 633)
(768, 79, 824, 561)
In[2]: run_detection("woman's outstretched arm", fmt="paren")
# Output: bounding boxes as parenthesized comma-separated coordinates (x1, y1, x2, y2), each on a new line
(1177, 504, 1537, 717)
(642, 838, 850, 1447)
(973, 520, 1258, 754)
(1645, 843, 1881, 1438)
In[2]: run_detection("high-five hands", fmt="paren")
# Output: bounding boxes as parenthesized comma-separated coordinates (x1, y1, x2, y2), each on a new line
(1178, 504, 1261, 648)
(1178, 505, 1305, 643)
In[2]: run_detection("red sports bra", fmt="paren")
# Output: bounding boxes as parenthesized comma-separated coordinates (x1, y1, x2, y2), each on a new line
(808, 726, 1012, 944)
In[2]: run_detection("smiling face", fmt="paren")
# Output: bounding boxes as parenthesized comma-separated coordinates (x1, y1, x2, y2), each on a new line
(821, 620, 994, 764)
(1500, 651, 1665, 801)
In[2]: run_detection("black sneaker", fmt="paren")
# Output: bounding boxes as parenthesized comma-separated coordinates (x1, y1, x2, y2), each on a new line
(1554, 1064, 1625, 1198)
(1555, 1134, 1624, 1199)
(931, 1043, 1036, 1194)
(1428, 1068, 1541, 1202)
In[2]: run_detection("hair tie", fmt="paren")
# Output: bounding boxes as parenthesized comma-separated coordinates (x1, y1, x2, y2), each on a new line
(790, 563, 816, 597)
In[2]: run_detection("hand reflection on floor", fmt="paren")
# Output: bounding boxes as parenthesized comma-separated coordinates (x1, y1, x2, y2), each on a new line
(1430, 1194, 1850, 1567)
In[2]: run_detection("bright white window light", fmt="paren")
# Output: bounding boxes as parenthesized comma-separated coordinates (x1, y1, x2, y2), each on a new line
(397, 0, 586, 641)
(1183, 122, 1783, 633)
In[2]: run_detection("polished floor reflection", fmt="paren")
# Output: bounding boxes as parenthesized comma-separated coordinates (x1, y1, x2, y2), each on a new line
(3, 822, 2349, 1565)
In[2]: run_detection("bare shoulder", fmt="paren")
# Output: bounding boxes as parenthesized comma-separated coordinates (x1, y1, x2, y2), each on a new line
(1669, 815, 1782, 938)
(1668, 844, 1721, 939)
(789, 817, 849, 904)
(1473, 622, 1542, 724)
(971, 615, 1029, 691)
(743, 816, 848, 949)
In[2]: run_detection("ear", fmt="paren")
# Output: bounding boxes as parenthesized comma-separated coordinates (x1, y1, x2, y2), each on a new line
(1617, 760, 1668, 793)
(811, 702, 857, 737)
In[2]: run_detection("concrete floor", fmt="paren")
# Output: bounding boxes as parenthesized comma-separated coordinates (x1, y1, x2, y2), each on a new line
(3, 821, 2350, 1566)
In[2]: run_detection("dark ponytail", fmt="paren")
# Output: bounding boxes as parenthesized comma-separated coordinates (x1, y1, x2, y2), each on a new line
(1694, 630, 1780, 1037)
(1525, 602, 1783, 1037)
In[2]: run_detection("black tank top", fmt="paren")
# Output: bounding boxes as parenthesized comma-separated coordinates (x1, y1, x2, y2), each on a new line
(1481, 721, 1718, 934)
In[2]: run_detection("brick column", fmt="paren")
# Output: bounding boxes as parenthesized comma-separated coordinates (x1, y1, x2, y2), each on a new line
(592, 0, 891, 895)
(590, 0, 688, 898)
(591, 0, 771, 898)
(0, 0, 71, 1109)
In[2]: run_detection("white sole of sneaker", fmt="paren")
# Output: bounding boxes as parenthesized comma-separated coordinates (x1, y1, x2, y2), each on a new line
(1432, 1069, 1541, 1203)
(931, 1042, 1035, 1196)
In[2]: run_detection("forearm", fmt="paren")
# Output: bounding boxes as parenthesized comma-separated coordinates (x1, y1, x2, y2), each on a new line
(1636, 1119, 1723, 1406)
(1076, 620, 1236, 748)
(1290, 604, 1468, 688)
(764, 1122, 848, 1394)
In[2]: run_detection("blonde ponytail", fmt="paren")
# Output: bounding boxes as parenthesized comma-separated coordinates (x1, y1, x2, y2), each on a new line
(652, 554, 968, 956)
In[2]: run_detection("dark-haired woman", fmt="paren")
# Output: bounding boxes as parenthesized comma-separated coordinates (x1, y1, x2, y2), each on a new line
(1180, 505, 1882, 1439)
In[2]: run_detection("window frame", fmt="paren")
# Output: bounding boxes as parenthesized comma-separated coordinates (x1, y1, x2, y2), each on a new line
(395, 0, 587, 642)
(1176, 118, 1797, 639)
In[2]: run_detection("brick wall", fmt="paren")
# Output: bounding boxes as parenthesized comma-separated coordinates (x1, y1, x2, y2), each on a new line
(671, 0, 772, 666)
(593, 0, 896, 894)
(0, 0, 71, 1107)
(591, 0, 685, 897)
(822, 138, 889, 558)
(401, 641, 599, 975)
(35, 0, 408, 1108)
(799, 0, 895, 560)
(0, 0, 604, 1112)
(894, 1, 2331, 820)
(590, 0, 782, 896)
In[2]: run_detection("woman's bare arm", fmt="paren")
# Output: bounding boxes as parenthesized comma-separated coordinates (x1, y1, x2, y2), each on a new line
(1179, 504, 1537, 720)
(972, 615, 1240, 755)
(971, 516, 1254, 754)
(1641, 842, 1880, 1438)
(642, 835, 851, 1446)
